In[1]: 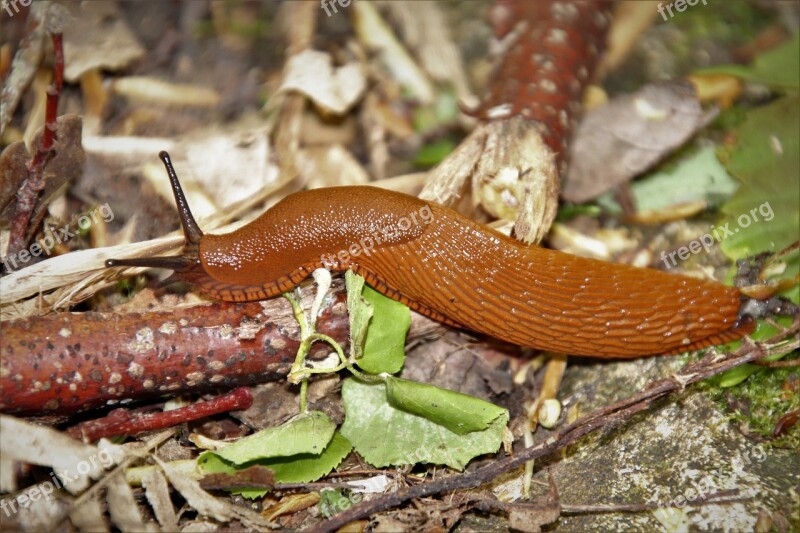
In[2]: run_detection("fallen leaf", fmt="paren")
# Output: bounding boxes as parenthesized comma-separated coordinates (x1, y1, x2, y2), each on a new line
(564, 81, 717, 203)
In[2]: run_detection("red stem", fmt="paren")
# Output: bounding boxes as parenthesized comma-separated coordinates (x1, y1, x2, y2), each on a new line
(67, 387, 254, 442)
(7, 32, 64, 256)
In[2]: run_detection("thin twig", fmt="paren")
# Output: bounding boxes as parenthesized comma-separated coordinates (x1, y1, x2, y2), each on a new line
(67, 387, 254, 442)
(8, 32, 63, 255)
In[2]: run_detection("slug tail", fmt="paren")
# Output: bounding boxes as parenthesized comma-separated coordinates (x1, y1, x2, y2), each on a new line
(662, 314, 756, 355)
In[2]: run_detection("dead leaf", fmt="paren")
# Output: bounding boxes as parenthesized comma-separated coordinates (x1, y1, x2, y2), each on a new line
(199, 465, 276, 492)
(107, 471, 159, 531)
(0, 114, 85, 243)
(62, 1, 144, 82)
(277, 50, 366, 115)
(141, 467, 179, 530)
(299, 145, 371, 189)
(112, 77, 220, 108)
(69, 492, 108, 532)
(156, 457, 278, 530)
(262, 492, 320, 521)
(564, 81, 717, 203)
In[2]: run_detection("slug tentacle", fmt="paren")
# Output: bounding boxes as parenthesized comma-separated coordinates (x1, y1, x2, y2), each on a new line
(106, 151, 203, 275)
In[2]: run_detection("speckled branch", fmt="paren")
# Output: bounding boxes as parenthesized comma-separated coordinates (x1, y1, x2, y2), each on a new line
(0, 290, 350, 416)
(478, 0, 613, 175)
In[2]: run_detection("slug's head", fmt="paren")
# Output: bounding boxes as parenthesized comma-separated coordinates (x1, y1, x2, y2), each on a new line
(105, 151, 206, 283)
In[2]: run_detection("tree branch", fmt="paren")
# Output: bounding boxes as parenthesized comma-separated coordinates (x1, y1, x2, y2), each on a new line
(0, 288, 350, 416)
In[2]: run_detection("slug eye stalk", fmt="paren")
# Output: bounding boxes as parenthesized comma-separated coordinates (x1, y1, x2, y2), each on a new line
(105, 151, 203, 273)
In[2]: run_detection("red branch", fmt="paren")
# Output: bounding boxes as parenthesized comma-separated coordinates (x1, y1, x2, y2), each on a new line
(66, 387, 254, 442)
(0, 291, 350, 416)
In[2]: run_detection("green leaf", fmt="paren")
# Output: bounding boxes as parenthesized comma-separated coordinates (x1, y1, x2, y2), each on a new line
(414, 139, 456, 168)
(199, 432, 351, 498)
(257, 431, 352, 484)
(384, 376, 506, 435)
(340, 378, 509, 470)
(696, 32, 799, 91)
(713, 316, 796, 387)
(718, 96, 800, 271)
(630, 146, 739, 212)
(198, 410, 335, 468)
(198, 413, 349, 497)
(346, 270, 372, 361)
(358, 285, 410, 375)
(319, 487, 362, 518)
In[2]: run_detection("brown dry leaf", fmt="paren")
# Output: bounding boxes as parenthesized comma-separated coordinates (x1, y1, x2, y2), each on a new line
(69, 492, 107, 531)
(107, 471, 159, 531)
(141, 466, 179, 530)
(179, 124, 277, 211)
(277, 50, 366, 116)
(62, 1, 144, 82)
(234, 373, 344, 431)
(403, 331, 515, 402)
(378, 0, 475, 105)
(507, 501, 560, 533)
(199, 465, 276, 493)
(262, 492, 320, 521)
(300, 145, 371, 189)
(564, 81, 717, 204)
(353, 1, 435, 104)
(112, 77, 220, 108)
(0, 138, 28, 215)
(156, 457, 278, 530)
(0, 487, 72, 532)
(0, 114, 85, 241)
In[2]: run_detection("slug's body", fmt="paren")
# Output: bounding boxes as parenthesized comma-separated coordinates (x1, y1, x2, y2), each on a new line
(108, 153, 752, 359)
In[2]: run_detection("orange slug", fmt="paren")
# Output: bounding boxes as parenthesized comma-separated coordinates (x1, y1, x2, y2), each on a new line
(106, 152, 753, 358)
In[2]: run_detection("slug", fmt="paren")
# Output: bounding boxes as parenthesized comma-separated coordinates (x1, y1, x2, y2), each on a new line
(106, 152, 753, 358)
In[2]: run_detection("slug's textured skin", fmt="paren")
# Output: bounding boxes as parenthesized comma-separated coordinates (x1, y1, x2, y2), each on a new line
(167, 186, 750, 359)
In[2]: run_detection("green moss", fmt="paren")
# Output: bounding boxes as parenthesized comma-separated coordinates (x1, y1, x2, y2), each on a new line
(698, 359, 800, 449)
